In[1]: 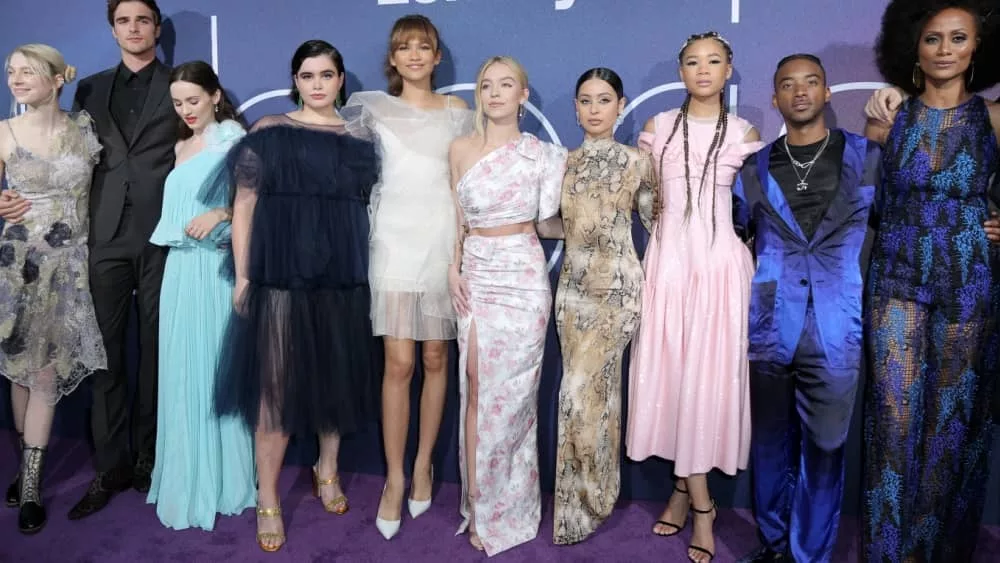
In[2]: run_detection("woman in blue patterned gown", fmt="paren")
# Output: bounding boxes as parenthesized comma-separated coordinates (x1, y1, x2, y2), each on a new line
(146, 61, 255, 531)
(863, 2, 1000, 561)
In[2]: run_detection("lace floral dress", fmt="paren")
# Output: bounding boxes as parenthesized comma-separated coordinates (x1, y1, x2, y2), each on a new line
(0, 111, 106, 401)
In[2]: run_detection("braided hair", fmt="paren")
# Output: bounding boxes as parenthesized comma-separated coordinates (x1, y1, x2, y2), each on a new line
(658, 32, 733, 244)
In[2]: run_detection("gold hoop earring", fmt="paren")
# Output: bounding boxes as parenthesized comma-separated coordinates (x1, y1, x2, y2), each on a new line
(967, 62, 975, 86)
(912, 63, 924, 90)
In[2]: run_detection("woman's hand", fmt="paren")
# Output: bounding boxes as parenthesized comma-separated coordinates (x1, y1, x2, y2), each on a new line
(186, 209, 227, 240)
(985, 211, 1000, 244)
(233, 277, 249, 314)
(448, 263, 471, 317)
(0, 190, 31, 224)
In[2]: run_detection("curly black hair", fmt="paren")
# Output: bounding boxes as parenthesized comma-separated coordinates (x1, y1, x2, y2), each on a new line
(875, 0, 1000, 96)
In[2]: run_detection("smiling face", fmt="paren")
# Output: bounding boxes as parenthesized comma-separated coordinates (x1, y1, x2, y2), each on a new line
(110, 0, 160, 58)
(917, 7, 978, 85)
(478, 61, 529, 123)
(293, 54, 343, 112)
(678, 38, 732, 98)
(772, 57, 830, 127)
(389, 32, 440, 86)
(575, 77, 624, 138)
(170, 79, 220, 134)
(6, 52, 60, 106)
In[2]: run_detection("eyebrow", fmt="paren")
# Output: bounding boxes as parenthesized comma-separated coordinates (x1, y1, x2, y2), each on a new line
(779, 73, 821, 82)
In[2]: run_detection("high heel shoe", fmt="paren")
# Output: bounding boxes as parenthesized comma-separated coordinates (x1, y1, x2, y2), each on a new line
(688, 500, 717, 562)
(375, 484, 401, 540)
(312, 466, 348, 514)
(653, 482, 690, 537)
(255, 505, 285, 552)
(407, 466, 433, 519)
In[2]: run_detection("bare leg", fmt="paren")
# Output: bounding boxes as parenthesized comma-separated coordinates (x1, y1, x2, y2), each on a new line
(379, 337, 416, 521)
(20, 391, 55, 449)
(686, 473, 717, 562)
(8, 384, 28, 484)
(411, 340, 448, 502)
(464, 322, 484, 551)
(653, 476, 691, 535)
(10, 384, 27, 435)
(314, 432, 347, 513)
(255, 399, 290, 551)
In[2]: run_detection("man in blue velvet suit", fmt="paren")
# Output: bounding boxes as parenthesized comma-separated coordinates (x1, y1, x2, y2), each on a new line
(733, 54, 881, 563)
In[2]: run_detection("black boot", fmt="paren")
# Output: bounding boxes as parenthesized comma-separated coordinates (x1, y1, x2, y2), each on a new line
(18, 445, 46, 534)
(5, 433, 23, 507)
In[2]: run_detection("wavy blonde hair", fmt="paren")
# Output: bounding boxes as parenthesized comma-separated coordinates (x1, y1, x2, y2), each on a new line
(6, 43, 76, 95)
(473, 55, 528, 136)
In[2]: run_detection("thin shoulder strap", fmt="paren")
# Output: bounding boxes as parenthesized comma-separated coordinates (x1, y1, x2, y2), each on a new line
(6, 121, 18, 147)
(445, 95, 452, 109)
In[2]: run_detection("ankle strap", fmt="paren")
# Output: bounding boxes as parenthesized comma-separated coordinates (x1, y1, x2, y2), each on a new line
(691, 500, 716, 514)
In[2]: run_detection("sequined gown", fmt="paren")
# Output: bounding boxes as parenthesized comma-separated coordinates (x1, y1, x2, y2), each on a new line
(552, 138, 656, 545)
(863, 95, 999, 563)
(0, 112, 106, 401)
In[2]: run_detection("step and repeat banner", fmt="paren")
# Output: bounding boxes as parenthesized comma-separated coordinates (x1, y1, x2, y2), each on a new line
(1, 0, 998, 522)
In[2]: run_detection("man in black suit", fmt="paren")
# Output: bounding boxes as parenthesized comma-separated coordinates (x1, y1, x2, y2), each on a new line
(0, 0, 175, 519)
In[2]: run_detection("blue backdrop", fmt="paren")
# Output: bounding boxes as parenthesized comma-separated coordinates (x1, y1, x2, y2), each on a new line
(1, 0, 998, 524)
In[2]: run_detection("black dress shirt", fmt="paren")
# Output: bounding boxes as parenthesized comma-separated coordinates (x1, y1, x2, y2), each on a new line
(769, 130, 846, 240)
(110, 61, 156, 208)
(110, 61, 156, 144)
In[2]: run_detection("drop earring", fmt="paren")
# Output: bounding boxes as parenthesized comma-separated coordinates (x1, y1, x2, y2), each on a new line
(911, 63, 924, 90)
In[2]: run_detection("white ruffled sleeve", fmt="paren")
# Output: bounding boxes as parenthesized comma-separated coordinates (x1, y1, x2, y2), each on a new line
(537, 141, 568, 221)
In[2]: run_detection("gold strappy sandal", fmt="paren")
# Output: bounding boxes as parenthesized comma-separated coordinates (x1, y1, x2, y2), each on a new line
(312, 466, 349, 515)
(256, 506, 285, 552)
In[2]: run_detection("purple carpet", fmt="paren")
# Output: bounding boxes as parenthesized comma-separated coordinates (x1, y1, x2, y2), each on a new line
(1, 434, 997, 563)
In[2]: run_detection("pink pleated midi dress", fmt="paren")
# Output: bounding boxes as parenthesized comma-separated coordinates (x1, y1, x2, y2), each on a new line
(626, 109, 762, 476)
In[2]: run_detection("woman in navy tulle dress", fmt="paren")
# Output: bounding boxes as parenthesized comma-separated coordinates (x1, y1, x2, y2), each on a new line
(208, 40, 381, 552)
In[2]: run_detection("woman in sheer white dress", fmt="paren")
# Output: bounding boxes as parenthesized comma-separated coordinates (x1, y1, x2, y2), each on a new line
(342, 14, 472, 540)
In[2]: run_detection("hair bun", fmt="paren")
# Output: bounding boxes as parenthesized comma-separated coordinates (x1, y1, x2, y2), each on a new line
(63, 65, 77, 83)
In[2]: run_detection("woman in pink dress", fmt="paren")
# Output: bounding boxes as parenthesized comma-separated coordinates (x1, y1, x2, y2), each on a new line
(626, 31, 762, 562)
(447, 56, 566, 556)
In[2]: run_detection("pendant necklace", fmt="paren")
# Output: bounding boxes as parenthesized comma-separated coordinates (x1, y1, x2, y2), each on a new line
(783, 130, 830, 192)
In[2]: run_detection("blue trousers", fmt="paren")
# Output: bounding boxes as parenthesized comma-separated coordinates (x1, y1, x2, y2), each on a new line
(750, 304, 859, 563)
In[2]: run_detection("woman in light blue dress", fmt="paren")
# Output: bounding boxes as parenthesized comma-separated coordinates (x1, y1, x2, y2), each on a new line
(146, 61, 254, 531)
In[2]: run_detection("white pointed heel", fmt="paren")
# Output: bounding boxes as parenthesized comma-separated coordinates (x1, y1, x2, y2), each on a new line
(407, 467, 434, 519)
(375, 515, 400, 540)
(375, 484, 401, 540)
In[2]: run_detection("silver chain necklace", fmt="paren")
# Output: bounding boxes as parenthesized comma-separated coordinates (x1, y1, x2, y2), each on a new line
(782, 130, 830, 192)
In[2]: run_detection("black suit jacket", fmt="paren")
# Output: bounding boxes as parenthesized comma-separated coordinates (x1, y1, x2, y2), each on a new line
(73, 60, 176, 244)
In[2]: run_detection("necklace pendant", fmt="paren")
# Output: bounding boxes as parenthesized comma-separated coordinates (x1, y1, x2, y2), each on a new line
(796, 180, 809, 192)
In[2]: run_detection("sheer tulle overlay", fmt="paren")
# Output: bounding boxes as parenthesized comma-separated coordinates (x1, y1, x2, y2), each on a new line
(342, 92, 473, 341)
(210, 121, 383, 436)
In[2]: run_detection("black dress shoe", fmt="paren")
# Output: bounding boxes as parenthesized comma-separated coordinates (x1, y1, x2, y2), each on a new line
(132, 454, 154, 494)
(18, 501, 45, 534)
(736, 546, 790, 563)
(67, 468, 130, 521)
(5, 475, 19, 507)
